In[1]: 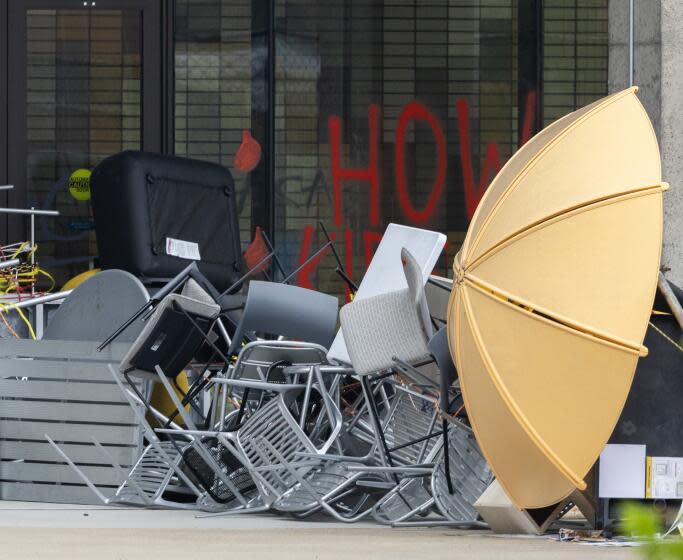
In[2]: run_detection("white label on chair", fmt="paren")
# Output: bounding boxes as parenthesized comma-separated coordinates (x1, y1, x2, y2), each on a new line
(166, 237, 201, 261)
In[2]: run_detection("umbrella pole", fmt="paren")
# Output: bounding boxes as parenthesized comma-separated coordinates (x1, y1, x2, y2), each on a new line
(658, 272, 683, 331)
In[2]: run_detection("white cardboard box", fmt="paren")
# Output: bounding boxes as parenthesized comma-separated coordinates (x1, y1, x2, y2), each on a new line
(599, 444, 646, 498)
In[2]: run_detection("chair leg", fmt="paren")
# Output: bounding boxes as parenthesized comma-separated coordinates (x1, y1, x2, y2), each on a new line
(442, 418, 454, 494)
(360, 376, 395, 471)
(154, 366, 255, 507)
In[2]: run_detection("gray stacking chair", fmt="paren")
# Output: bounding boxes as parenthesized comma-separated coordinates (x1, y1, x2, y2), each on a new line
(339, 248, 437, 470)
(226, 280, 338, 358)
(427, 327, 493, 525)
(145, 281, 343, 514)
(213, 280, 339, 431)
(153, 361, 344, 515)
(262, 248, 443, 522)
(48, 364, 207, 509)
(379, 327, 491, 527)
(431, 423, 493, 524)
(119, 277, 221, 383)
(49, 278, 255, 510)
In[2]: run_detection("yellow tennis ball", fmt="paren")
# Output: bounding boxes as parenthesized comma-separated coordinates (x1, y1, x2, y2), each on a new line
(68, 169, 92, 201)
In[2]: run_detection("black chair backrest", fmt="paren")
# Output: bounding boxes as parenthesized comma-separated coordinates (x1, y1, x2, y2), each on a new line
(228, 281, 339, 357)
(91, 150, 241, 291)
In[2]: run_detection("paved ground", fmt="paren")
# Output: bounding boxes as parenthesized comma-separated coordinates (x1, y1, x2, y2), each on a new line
(0, 501, 639, 559)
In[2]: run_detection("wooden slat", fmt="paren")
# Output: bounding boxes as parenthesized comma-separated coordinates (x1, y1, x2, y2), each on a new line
(0, 481, 114, 505)
(0, 340, 130, 362)
(0, 460, 126, 486)
(0, 360, 120, 382)
(0, 440, 136, 465)
(0, 400, 135, 424)
(0, 419, 139, 444)
(0, 379, 132, 403)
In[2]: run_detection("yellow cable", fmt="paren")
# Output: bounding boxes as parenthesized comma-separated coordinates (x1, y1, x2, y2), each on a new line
(11, 305, 36, 340)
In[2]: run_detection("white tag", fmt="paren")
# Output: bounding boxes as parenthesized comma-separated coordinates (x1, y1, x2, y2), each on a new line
(166, 237, 201, 261)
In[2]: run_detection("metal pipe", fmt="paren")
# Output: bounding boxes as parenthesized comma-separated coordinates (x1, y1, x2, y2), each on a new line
(30, 209, 35, 295)
(0, 258, 20, 270)
(282, 240, 333, 284)
(2, 290, 72, 309)
(658, 272, 683, 331)
(0, 208, 59, 216)
(629, 0, 634, 87)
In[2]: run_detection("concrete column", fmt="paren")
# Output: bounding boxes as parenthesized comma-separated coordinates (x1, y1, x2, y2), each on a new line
(610, 0, 682, 286)
(608, 0, 661, 135)
(660, 0, 683, 286)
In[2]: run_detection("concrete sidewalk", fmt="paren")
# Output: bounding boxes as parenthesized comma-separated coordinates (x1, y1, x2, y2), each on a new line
(0, 501, 638, 559)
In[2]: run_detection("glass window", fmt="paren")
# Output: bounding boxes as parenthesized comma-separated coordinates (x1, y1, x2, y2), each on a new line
(174, 0, 256, 252)
(272, 0, 608, 298)
(172, 0, 609, 298)
(22, 8, 143, 286)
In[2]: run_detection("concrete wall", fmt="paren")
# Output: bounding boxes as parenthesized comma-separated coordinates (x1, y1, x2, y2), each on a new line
(660, 1, 683, 286)
(609, 0, 682, 286)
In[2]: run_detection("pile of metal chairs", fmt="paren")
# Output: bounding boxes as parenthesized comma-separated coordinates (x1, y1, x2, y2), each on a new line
(49, 225, 494, 526)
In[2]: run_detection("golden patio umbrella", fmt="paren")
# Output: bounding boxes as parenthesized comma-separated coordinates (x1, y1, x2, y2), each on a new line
(447, 86, 668, 509)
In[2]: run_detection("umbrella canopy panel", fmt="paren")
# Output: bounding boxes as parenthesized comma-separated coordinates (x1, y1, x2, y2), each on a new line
(448, 87, 667, 509)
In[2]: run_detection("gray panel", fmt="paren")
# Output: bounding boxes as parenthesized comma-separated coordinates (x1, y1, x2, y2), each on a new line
(0, 441, 135, 465)
(0, 419, 139, 444)
(0, 379, 131, 402)
(0, 461, 127, 486)
(0, 318, 144, 504)
(0, 361, 118, 381)
(0, 400, 135, 424)
(0, 481, 114, 504)
(0, 340, 131, 361)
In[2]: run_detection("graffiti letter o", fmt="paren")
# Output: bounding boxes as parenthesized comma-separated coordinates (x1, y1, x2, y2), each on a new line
(394, 101, 447, 224)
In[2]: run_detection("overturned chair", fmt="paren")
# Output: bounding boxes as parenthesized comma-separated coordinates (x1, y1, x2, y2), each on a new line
(48, 272, 246, 508)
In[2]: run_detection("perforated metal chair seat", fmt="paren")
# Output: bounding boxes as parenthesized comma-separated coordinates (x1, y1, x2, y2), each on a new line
(431, 425, 493, 522)
(383, 389, 439, 465)
(236, 392, 318, 497)
(181, 437, 257, 504)
(115, 441, 185, 505)
(348, 386, 440, 467)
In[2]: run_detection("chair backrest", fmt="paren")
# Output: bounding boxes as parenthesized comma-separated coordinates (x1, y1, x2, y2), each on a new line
(428, 327, 458, 411)
(228, 281, 339, 357)
(339, 248, 432, 375)
(327, 223, 446, 365)
(232, 341, 329, 382)
(402, 247, 433, 341)
(120, 282, 220, 378)
(43, 269, 149, 342)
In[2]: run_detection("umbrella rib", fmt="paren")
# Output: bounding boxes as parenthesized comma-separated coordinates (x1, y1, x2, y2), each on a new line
(466, 182, 668, 276)
(465, 274, 646, 358)
(460, 285, 588, 492)
(465, 87, 642, 262)
(452, 288, 546, 507)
